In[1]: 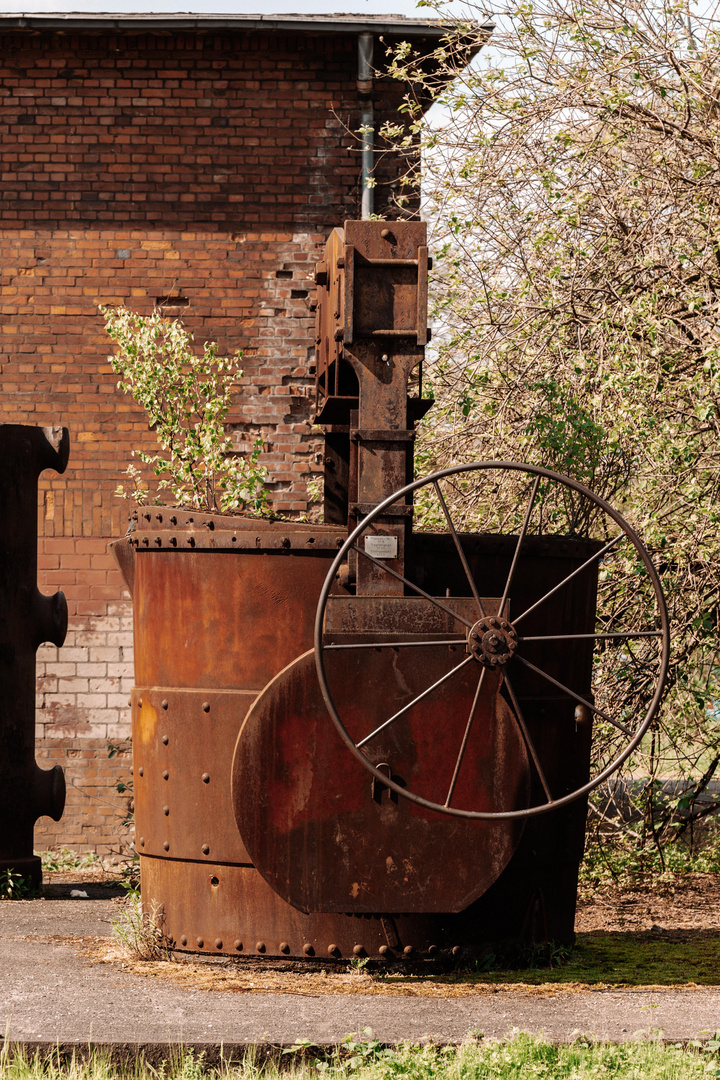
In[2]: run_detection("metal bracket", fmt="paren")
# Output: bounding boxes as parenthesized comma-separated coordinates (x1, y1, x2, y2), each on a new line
(351, 429, 415, 442)
(372, 763, 399, 804)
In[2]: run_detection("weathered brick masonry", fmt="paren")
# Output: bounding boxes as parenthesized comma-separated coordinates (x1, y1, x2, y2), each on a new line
(0, 15, 437, 855)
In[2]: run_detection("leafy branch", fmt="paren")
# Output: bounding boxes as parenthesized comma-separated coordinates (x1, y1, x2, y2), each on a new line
(102, 306, 269, 515)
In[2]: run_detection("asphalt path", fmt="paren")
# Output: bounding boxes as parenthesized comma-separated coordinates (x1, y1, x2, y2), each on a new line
(1, 892, 719, 1051)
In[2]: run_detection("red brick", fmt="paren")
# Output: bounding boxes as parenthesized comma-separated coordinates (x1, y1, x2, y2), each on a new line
(2, 21, 420, 856)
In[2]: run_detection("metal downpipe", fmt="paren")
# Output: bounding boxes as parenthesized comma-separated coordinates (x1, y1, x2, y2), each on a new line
(358, 32, 374, 218)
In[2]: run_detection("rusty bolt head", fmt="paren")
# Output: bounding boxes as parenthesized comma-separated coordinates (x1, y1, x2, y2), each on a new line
(280, 942, 290, 954)
(235, 940, 243, 951)
(256, 942, 266, 954)
(452, 945, 462, 958)
(215, 939, 223, 950)
(162, 734, 168, 745)
(202, 844, 210, 855)
(181, 936, 187, 946)
(428, 944, 438, 956)
(403, 945, 414, 957)
(328, 943, 340, 957)
(202, 701, 210, 713)
(353, 944, 366, 957)
(202, 773, 210, 784)
(139, 837, 145, 846)
(378, 945, 391, 956)
(163, 841, 169, 851)
(197, 938, 204, 949)
(161, 699, 168, 710)
(303, 943, 314, 956)
(138, 767, 144, 776)
(163, 805, 169, 816)
(162, 770, 169, 780)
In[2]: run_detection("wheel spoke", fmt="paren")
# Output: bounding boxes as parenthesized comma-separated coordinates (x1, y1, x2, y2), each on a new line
(499, 475, 541, 619)
(433, 480, 486, 618)
(356, 654, 475, 749)
(514, 654, 633, 737)
(324, 638, 466, 651)
(519, 631, 664, 643)
(513, 533, 625, 627)
(504, 674, 554, 804)
(445, 667, 487, 808)
(352, 544, 474, 629)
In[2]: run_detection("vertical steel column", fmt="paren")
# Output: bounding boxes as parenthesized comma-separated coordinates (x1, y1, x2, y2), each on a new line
(0, 425, 69, 885)
(358, 33, 374, 219)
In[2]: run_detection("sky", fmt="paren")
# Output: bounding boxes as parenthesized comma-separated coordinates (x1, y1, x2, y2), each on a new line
(0, 0, 442, 16)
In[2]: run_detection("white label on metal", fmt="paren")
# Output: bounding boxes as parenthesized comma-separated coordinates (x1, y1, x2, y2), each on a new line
(364, 535, 398, 559)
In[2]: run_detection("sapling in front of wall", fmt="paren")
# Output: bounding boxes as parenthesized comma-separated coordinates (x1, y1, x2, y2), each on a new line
(101, 306, 269, 515)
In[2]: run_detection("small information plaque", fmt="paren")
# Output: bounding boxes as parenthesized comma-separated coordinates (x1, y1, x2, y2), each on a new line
(364, 534, 398, 560)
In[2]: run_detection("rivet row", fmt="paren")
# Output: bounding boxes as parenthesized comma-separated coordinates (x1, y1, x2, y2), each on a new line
(168, 938, 453, 958)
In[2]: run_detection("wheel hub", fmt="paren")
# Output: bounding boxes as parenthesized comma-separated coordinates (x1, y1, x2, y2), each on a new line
(468, 616, 518, 668)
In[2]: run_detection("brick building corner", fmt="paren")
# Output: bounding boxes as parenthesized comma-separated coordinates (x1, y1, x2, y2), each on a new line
(0, 12, 445, 857)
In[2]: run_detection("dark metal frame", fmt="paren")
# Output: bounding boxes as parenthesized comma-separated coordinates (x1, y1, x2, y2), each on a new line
(315, 460, 670, 820)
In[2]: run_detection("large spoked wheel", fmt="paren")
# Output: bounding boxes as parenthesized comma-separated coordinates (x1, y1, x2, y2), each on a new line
(314, 461, 670, 820)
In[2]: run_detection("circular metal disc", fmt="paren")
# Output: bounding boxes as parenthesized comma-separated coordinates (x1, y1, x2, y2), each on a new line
(232, 649, 530, 915)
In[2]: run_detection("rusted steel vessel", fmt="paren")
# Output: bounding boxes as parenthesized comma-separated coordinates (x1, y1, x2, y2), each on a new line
(112, 220, 668, 959)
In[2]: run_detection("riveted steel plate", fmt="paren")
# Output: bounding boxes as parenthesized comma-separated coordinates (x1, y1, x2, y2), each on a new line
(142, 853, 447, 959)
(141, 852, 582, 957)
(133, 688, 257, 865)
(129, 530, 346, 553)
(233, 647, 530, 914)
(132, 546, 340, 691)
(134, 508, 345, 537)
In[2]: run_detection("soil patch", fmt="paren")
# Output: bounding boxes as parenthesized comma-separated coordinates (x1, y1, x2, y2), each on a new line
(576, 872, 720, 933)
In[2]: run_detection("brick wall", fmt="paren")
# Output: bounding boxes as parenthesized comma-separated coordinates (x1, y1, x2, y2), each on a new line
(0, 24, 422, 857)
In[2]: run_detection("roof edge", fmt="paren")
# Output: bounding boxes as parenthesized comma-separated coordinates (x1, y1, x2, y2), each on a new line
(0, 12, 493, 37)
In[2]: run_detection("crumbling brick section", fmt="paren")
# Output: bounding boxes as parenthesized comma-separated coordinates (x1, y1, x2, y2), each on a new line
(0, 22, 421, 856)
(33, 539, 134, 855)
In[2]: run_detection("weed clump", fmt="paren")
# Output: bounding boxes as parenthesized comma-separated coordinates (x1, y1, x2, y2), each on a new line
(111, 885, 173, 961)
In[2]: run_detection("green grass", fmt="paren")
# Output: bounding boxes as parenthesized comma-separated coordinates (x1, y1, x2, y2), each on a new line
(465, 932, 720, 987)
(347, 933, 720, 990)
(38, 849, 105, 874)
(2, 1035, 720, 1080)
